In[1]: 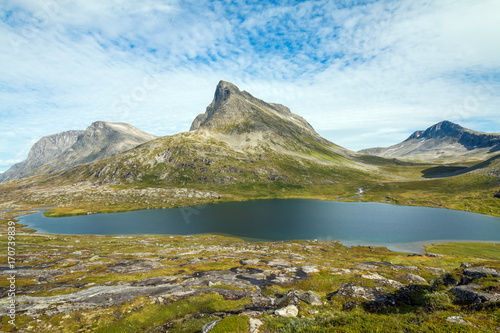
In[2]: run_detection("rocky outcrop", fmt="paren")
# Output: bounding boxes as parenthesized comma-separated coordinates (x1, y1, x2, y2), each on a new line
(360, 120, 500, 162)
(463, 267, 500, 280)
(333, 283, 389, 302)
(450, 284, 500, 306)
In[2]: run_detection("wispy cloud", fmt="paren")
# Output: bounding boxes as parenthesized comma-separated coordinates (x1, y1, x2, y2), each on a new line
(0, 0, 499, 170)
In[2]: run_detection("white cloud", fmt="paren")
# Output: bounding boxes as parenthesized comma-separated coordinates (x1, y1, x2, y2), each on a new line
(0, 0, 499, 171)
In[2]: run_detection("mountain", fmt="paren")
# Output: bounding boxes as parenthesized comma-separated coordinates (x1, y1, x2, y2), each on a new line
(0, 121, 157, 182)
(190, 81, 329, 145)
(0, 130, 84, 182)
(28, 81, 369, 188)
(360, 121, 500, 162)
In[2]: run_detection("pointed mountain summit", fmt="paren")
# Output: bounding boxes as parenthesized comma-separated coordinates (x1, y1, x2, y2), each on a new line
(190, 80, 328, 145)
(360, 120, 500, 162)
(0, 121, 157, 182)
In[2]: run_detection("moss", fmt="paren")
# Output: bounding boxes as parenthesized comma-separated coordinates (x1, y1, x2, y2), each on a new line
(211, 315, 250, 332)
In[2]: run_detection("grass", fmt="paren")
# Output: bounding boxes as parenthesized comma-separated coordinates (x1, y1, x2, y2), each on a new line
(425, 242, 500, 260)
(95, 293, 250, 333)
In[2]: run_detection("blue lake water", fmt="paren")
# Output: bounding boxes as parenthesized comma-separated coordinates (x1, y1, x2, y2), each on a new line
(18, 200, 500, 252)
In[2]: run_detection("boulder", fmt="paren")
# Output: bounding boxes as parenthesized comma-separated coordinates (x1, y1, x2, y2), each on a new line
(251, 296, 277, 310)
(400, 274, 427, 284)
(463, 267, 500, 280)
(267, 260, 292, 268)
(361, 273, 404, 289)
(275, 305, 298, 317)
(425, 267, 446, 275)
(300, 266, 320, 274)
(334, 283, 388, 302)
(450, 284, 500, 306)
(240, 259, 261, 266)
(298, 291, 323, 306)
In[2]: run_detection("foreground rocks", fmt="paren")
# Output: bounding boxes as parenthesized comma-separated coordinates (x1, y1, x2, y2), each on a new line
(0, 230, 498, 332)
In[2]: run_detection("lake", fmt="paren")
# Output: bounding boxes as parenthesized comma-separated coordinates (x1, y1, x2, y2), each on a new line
(18, 199, 500, 252)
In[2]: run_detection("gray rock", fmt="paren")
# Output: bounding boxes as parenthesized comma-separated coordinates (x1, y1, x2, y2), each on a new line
(446, 316, 470, 325)
(275, 305, 298, 318)
(201, 319, 221, 333)
(249, 318, 263, 333)
(251, 296, 277, 309)
(361, 273, 404, 289)
(298, 291, 322, 306)
(240, 259, 261, 266)
(300, 266, 320, 274)
(267, 260, 292, 268)
(400, 274, 427, 284)
(107, 260, 163, 274)
(334, 283, 388, 302)
(450, 284, 500, 305)
(463, 267, 500, 279)
(426, 267, 446, 275)
(392, 265, 419, 271)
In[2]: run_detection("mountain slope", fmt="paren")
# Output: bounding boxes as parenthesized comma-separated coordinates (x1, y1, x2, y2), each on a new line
(360, 121, 500, 162)
(0, 122, 157, 182)
(0, 130, 84, 182)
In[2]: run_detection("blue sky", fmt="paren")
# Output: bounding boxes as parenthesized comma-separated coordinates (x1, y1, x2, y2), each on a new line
(1, 0, 500, 172)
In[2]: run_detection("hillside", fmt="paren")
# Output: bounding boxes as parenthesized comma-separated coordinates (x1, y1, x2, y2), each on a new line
(0, 130, 84, 182)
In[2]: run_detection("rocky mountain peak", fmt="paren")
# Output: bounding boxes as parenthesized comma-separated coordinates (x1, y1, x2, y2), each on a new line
(406, 121, 464, 141)
(189, 80, 326, 144)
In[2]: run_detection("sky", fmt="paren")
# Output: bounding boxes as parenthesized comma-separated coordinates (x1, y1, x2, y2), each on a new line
(1, 0, 500, 172)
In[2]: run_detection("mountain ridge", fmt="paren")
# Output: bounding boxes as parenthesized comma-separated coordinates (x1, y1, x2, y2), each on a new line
(360, 120, 500, 162)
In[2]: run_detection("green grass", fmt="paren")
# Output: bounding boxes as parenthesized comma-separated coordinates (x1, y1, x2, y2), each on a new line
(95, 293, 250, 333)
(211, 315, 250, 333)
(425, 242, 500, 260)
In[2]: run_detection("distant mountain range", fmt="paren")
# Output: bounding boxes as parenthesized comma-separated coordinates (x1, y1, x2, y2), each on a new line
(360, 121, 500, 162)
(0, 122, 156, 182)
(1, 81, 499, 188)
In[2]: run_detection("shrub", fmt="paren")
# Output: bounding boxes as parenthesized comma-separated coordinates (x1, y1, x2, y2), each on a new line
(423, 292, 452, 310)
